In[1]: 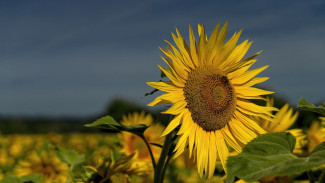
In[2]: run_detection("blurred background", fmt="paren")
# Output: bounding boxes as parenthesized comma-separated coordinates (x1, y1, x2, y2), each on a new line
(0, 0, 324, 133)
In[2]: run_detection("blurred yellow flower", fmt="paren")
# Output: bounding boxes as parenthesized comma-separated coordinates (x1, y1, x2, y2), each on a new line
(256, 97, 306, 154)
(0, 149, 14, 166)
(85, 152, 152, 183)
(120, 111, 164, 162)
(15, 151, 69, 183)
(307, 117, 325, 153)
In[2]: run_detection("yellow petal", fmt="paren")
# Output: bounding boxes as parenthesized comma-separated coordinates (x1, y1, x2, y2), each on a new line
(215, 130, 229, 172)
(208, 131, 217, 178)
(147, 81, 181, 92)
(231, 65, 269, 85)
(224, 50, 262, 74)
(174, 135, 188, 158)
(215, 29, 242, 66)
(161, 112, 184, 136)
(174, 29, 195, 69)
(197, 24, 207, 65)
(162, 101, 187, 115)
(188, 122, 198, 158)
(220, 40, 252, 70)
(147, 98, 170, 106)
(228, 117, 256, 144)
(235, 86, 274, 97)
(189, 24, 199, 67)
(160, 55, 188, 80)
(237, 99, 277, 116)
(158, 65, 185, 87)
(177, 111, 191, 135)
(147, 91, 184, 106)
(206, 23, 220, 65)
(221, 125, 242, 152)
(235, 110, 266, 134)
(227, 60, 256, 79)
(244, 77, 269, 87)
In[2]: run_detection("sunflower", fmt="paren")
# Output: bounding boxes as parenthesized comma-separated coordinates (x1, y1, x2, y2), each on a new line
(147, 22, 277, 178)
(256, 97, 306, 154)
(15, 151, 68, 183)
(307, 117, 325, 153)
(85, 152, 152, 183)
(120, 111, 164, 162)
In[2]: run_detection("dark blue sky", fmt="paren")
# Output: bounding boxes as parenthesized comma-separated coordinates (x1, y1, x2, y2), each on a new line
(1, 1, 325, 116)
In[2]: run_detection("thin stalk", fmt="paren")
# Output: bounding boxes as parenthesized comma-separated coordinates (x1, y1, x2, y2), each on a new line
(154, 131, 174, 183)
(139, 134, 157, 169)
(307, 170, 315, 183)
(160, 153, 173, 182)
(319, 169, 325, 183)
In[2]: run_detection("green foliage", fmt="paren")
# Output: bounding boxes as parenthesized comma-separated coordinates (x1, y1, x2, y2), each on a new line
(297, 97, 325, 116)
(0, 174, 43, 183)
(37, 141, 54, 155)
(56, 147, 85, 171)
(226, 132, 325, 183)
(56, 147, 89, 183)
(85, 115, 149, 136)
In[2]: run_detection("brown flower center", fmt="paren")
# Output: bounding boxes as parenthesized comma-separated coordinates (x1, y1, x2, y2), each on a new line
(184, 66, 237, 131)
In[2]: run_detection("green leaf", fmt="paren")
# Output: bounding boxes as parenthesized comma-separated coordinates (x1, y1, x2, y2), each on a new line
(226, 132, 325, 183)
(297, 97, 325, 116)
(0, 174, 43, 183)
(0, 176, 20, 183)
(36, 141, 54, 155)
(56, 147, 85, 170)
(84, 115, 149, 135)
(21, 174, 44, 183)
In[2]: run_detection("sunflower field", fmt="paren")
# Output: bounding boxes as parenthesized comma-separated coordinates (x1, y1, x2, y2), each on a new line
(1, 22, 325, 183)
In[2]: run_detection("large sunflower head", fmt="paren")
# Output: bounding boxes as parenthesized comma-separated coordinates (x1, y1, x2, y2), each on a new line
(120, 111, 164, 162)
(147, 22, 277, 178)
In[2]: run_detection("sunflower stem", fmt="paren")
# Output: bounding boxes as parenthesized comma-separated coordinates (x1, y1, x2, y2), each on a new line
(319, 169, 325, 183)
(139, 134, 157, 169)
(160, 153, 173, 182)
(307, 170, 315, 183)
(154, 129, 174, 183)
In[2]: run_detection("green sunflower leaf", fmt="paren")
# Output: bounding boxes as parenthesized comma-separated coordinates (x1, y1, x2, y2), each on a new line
(20, 174, 44, 183)
(84, 115, 149, 135)
(0, 176, 20, 183)
(56, 147, 85, 171)
(297, 97, 325, 116)
(0, 174, 44, 183)
(226, 132, 325, 183)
